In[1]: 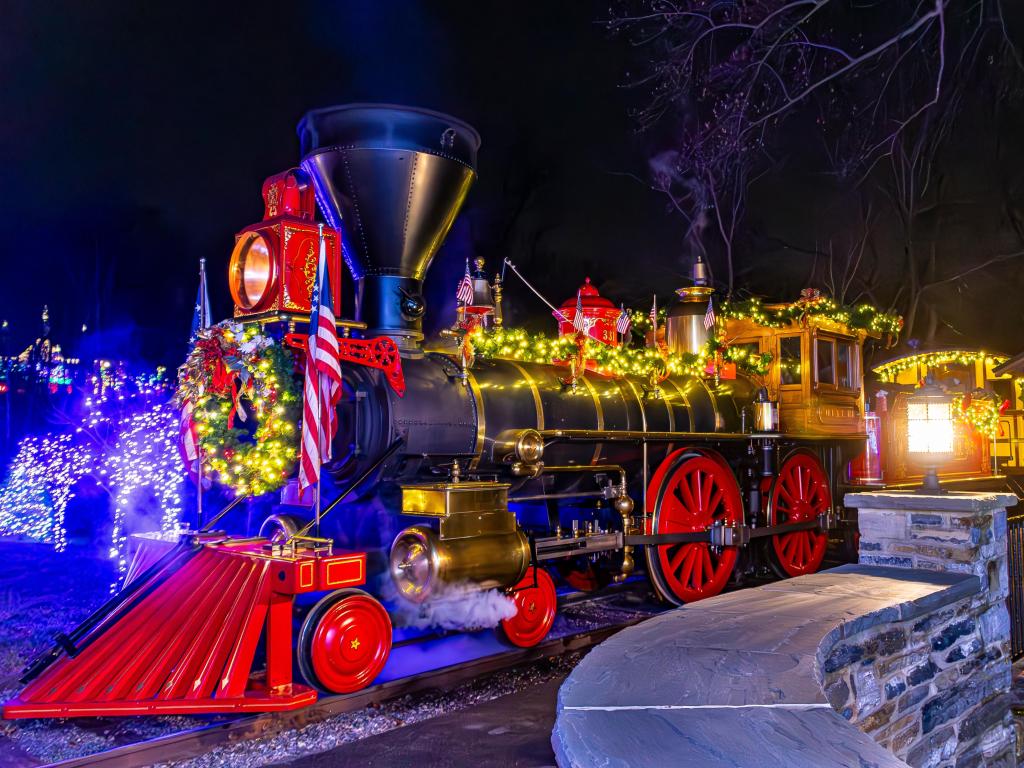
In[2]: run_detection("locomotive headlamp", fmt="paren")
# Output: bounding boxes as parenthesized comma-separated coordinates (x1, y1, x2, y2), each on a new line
(229, 232, 275, 311)
(906, 375, 954, 493)
(229, 169, 342, 319)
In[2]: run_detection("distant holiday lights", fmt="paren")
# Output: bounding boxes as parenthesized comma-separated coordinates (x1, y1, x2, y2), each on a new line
(873, 350, 1008, 383)
(0, 435, 93, 552)
(0, 399, 185, 574)
(105, 403, 185, 581)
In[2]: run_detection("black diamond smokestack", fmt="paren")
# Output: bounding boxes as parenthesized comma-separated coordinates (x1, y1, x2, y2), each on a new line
(297, 104, 480, 350)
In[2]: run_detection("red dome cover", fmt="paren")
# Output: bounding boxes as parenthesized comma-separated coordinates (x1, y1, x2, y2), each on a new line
(558, 277, 616, 311)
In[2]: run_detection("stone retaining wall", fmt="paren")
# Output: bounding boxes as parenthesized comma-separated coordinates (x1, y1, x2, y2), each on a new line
(844, 492, 1017, 768)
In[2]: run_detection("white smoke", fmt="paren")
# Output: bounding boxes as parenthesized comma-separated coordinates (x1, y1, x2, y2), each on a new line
(388, 581, 518, 631)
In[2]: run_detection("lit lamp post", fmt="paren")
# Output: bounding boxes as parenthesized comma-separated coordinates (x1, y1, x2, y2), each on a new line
(906, 376, 954, 494)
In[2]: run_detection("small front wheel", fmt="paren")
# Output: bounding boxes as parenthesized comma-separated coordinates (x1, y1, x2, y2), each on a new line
(297, 589, 392, 694)
(499, 567, 557, 648)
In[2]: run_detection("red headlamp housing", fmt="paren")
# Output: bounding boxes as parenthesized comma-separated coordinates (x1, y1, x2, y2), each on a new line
(229, 169, 341, 318)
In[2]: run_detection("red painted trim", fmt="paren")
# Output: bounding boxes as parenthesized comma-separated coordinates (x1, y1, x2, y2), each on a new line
(265, 591, 293, 692)
(3, 687, 317, 719)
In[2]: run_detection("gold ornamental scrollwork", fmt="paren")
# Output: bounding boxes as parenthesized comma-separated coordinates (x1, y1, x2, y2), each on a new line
(266, 184, 281, 218)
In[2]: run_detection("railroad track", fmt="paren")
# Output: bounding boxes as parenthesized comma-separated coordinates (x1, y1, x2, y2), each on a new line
(45, 604, 650, 768)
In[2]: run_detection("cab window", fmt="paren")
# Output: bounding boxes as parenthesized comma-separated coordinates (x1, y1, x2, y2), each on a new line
(779, 336, 802, 386)
(816, 339, 835, 385)
(837, 342, 854, 389)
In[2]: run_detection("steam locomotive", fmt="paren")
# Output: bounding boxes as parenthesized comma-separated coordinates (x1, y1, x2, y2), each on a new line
(237, 104, 868, 632)
(4, 104, 871, 719)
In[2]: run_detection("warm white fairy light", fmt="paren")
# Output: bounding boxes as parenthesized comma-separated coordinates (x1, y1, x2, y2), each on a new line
(0, 434, 93, 552)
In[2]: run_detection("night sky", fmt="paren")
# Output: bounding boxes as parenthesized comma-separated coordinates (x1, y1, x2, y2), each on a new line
(2, 1, 1023, 366)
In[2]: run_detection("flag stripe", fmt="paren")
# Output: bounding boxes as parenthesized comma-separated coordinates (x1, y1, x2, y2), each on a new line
(703, 298, 716, 331)
(299, 229, 342, 494)
(457, 260, 474, 305)
(573, 291, 585, 333)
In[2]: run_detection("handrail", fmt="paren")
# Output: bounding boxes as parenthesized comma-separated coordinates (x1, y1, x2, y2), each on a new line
(199, 493, 250, 533)
(290, 438, 405, 541)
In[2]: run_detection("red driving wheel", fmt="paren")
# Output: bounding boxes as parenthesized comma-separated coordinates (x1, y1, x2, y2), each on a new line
(645, 449, 741, 604)
(298, 590, 392, 694)
(500, 567, 557, 648)
(765, 451, 830, 578)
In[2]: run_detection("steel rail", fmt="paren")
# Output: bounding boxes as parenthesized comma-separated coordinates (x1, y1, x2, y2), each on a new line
(43, 617, 645, 768)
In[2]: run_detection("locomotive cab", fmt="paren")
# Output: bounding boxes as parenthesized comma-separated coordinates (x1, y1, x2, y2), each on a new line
(724, 311, 869, 437)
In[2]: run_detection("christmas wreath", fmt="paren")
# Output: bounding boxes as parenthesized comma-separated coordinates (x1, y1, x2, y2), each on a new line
(177, 321, 301, 496)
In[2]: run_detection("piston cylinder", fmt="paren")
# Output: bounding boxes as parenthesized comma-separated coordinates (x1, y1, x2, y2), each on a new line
(388, 481, 530, 602)
(389, 525, 530, 603)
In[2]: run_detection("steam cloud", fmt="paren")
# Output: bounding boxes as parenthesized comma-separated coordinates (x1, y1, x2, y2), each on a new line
(387, 581, 518, 631)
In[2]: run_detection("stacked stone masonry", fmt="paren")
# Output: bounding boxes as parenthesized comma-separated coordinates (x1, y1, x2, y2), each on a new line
(845, 492, 1017, 768)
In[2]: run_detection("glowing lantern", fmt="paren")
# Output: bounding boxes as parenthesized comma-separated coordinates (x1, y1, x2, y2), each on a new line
(906, 376, 954, 493)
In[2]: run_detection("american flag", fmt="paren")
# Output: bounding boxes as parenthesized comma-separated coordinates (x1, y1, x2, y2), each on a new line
(189, 258, 212, 342)
(299, 227, 343, 495)
(649, 294, 658, 331)
(703, 297, 716, 331)
(179, 400, 199, 467)
(456, 260, 474, 305)
(572, 290, 586, 333)
(180, 259, 210, 470)
(615, 304, 631, 336)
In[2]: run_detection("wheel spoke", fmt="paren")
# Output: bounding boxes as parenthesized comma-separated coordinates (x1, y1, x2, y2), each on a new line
(667, 545, 688, 575)
(781, 533, 798, 560)
(679, 546, 698, 585)
(663, 486, 686, 521)
(779, 482, 796, 506)
(676, 472, 698, 516)
(691, 471, 702, 514)
(691, 546, 704, 588)
(700, 472, 714, 512)
(707, 489, 724, 519)
(702, 548, 714, 582)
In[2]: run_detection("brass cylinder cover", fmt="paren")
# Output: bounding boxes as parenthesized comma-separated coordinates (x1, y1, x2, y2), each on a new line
(389, 524, 530, 603)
